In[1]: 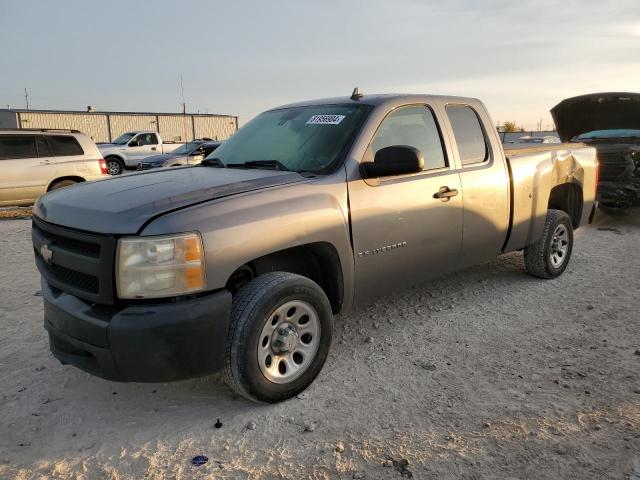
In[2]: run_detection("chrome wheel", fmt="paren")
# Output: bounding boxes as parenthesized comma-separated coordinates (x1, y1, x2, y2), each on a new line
(257, 300, 320, 384)
(550, 224, 569, 268)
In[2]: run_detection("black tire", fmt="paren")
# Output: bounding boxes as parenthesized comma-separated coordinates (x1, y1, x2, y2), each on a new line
(224, 272, 333, 403)
(49, 179, 78, 191)
(524, 209, 573, 279)
(105, 156, 124, 175)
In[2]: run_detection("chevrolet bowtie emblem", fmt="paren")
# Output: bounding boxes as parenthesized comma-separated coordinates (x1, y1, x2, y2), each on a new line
(40, 243, 53, 264)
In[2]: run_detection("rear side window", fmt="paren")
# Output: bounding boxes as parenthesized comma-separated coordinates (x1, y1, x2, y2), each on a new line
(0, 135, 37, 160)
(446, 105, 488, 165)
(48, 136, 84, 156)
(36, 136, 53, 157)
(371, 105, 447, 171)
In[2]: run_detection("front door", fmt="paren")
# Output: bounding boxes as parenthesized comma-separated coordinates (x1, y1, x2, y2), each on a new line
(348, 105, 464, 305)
(127, 133, 159, 162)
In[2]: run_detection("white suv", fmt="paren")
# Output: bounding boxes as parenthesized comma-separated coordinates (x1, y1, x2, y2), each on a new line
(0, 129, 108, 207)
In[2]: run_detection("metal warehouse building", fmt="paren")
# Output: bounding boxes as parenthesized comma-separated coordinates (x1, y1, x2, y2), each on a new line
(0, 108, 238, 143)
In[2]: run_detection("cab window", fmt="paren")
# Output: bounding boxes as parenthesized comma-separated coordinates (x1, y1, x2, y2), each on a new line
(371, 106, 447, 171)
(137, 133, 159, 146)
(446, 105, 488, 165)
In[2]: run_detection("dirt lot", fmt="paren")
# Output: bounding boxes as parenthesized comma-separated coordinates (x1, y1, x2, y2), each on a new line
(1, 209, 639, 480)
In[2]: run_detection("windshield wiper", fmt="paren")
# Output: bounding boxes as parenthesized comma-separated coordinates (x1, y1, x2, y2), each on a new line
(201, 157, 226, 167)
(226, 160, 290, 171)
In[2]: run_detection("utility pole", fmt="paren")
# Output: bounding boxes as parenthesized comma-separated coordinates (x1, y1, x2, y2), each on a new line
(179, 75, 188, 140)
(180, 75, 186, 114)
(24, 88, 29, 109)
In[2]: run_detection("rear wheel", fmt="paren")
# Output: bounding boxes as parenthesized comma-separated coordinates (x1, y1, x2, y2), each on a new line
(49, 179, 78, 191)
(224, 272, 333, 403)
(105, 156, 124, 175)
(524, 209, 573, 279)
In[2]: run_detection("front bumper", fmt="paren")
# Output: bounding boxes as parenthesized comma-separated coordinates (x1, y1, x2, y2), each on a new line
(43, 280, 232, 382)
(136, 162, 163, 171)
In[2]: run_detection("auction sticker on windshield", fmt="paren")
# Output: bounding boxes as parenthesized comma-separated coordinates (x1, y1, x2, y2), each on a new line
(307, 114, 346, 125)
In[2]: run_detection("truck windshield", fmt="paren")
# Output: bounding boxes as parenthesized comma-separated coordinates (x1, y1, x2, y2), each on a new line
(113, 132, 136, 145)
(205, 104, 371, 173)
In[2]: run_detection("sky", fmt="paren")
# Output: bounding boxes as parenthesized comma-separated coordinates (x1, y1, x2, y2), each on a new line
(1, 0, 639, 130)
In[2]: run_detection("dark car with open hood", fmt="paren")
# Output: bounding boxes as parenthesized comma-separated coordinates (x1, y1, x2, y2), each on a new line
(552, 92, 640, 208)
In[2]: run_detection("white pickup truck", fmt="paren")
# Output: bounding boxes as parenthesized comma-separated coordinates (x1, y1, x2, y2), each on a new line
(98, 131, 182, 175)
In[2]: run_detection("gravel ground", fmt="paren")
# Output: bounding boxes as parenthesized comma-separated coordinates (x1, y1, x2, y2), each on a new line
(0, 209, 639, 480)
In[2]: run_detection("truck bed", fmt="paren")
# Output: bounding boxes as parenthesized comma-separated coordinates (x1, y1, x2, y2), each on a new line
(502, 143, 598, 253)
(503, 142, 587, 156)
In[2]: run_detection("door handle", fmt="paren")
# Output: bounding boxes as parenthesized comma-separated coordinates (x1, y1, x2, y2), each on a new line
(433, 186, 459, 201)
(151, 147, 157, 151)
(40, 159, 51, 165)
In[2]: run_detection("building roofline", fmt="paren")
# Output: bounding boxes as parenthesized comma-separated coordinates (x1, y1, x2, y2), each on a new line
(0, 108, 237, 119)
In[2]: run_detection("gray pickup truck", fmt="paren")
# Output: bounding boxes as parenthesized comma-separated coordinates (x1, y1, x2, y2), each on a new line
(32, 93, 598, 402)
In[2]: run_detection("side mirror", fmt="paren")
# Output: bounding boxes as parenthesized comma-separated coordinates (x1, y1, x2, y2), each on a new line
(361, 145, 424, 178)
(128, 139, 139, 147)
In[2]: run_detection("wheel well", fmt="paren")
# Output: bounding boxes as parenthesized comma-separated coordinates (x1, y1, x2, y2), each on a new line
(47, 176, 85, 191)
(105, 155, 124, 162)
(226, 243, 344, 314)
(548, 183, 583, 228)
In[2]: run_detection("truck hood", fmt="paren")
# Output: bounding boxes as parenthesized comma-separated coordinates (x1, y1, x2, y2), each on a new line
(551, 92, 640, 142)
(34, 167, 306, 234)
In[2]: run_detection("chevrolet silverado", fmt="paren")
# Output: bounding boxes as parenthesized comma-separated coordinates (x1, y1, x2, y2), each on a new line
(33, 92, 598, 402)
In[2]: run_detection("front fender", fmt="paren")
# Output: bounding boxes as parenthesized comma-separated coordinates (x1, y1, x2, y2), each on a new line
(100, 148, 129, 163)
(140, 174, 354, 310)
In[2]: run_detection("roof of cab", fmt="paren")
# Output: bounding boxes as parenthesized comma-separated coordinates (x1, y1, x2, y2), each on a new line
(270, 93, 483, 111)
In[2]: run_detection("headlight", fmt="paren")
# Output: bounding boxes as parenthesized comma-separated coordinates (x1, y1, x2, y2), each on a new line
(116, 232, 205, 299)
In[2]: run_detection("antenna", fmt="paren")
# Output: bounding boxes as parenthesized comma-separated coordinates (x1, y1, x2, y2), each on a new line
(351, 87, 363, 100)
(24, 87, 29, 109)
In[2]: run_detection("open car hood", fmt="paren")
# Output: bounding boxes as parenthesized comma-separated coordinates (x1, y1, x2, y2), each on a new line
(551, 92, 640, 142)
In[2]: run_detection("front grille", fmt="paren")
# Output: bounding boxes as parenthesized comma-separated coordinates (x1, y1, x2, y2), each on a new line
(33, 223, 101, 258)
(32, 217, 117, 304)
(597, 151, 636, 181)
(49, 262, 99, 293)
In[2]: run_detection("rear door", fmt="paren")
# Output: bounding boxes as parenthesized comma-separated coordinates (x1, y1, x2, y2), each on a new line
(348, 104, 464, 305)
(443, 104, 510, 266)
(0, 134, 57, 205)
(47, 134, 87, 177)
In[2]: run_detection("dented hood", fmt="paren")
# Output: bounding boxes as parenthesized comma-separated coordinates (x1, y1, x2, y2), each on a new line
(551, 92, 640, 142)
(34, 166, 305, 234)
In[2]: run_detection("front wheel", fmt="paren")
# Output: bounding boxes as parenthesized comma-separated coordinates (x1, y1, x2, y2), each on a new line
(223, 272, 333, 403)
(524, 209, 574, 279)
